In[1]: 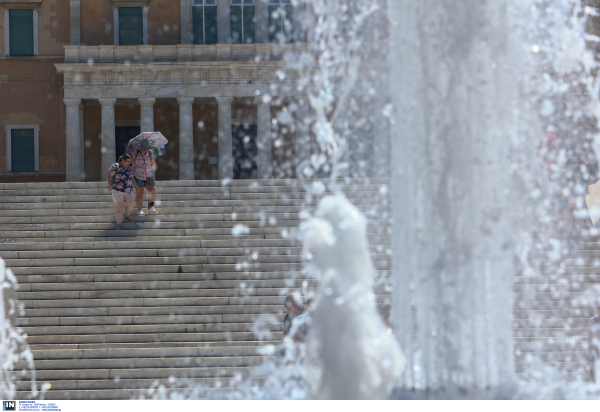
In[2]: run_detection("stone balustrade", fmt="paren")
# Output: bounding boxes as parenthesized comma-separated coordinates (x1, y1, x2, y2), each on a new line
(63, 43, 310, 64)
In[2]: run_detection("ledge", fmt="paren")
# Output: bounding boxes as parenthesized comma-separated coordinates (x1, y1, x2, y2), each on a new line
(63, 43, 311, 64)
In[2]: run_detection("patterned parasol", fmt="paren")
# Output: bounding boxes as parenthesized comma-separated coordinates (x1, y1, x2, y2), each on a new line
(125, 132, 168, 158)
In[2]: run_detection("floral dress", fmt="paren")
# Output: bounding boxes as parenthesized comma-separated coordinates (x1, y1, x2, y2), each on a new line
(109, 163, 134, 193)
(132, 150, 154, 180)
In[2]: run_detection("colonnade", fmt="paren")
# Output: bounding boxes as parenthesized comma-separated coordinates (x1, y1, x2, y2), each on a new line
(64, 94, 389, 181)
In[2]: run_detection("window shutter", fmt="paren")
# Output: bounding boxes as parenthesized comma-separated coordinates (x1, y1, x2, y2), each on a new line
(119, 7, 143, 46)
(268, 5, 280, 44)
(9, 9, 34, 56)
(192, 6, 204, 45)
(204, 6, 218, 45)
(243, 6, 255, 44)
(283, 5, 293, 44)
(230, 6, 243, 44)
(11, 129, 35, 172)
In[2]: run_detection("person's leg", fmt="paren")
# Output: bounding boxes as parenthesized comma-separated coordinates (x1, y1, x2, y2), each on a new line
(125, 195, 134, 218)
(147, 182, 156, 206)
(115, 201, 124, 225)
(136, 186, 145, 212)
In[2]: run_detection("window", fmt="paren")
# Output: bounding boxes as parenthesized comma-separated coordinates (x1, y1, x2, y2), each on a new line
(5, 125, 39, 173)
(193, 0, 217, 45)
(231, 0, 255, 44)
(2, 5, 39, 57)
(111, 1, 149, 46)
(268, 0, 293, 44)
(119, 7, 143, 45)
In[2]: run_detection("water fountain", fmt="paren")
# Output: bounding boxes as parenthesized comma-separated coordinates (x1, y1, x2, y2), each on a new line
(5, 0, 600, 401)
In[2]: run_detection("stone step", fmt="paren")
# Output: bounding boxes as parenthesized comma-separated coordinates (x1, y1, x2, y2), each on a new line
(0, 234, 272, 243)
(513, 309, 595, 319)
(0, 221, 389, 235)
(13, 387, 241, 400)
(14, 365, 255, 380)
(16, 278, 315, 292)
(514, 340, 587, 352)
(3, 246, 304, 260)
(9, 261, 391, 275)
(21, 305, 284, 318)
(514, 350, 586, 363)
(0, 191, 387, 203)
(9, 261, 306, 275)
(15, 376, 260, 391)
(29, 340, 269, 350)
(6, 247, 389, 261)
(19, 294, 390, 310)
(0, 227, 296, 238)
(4, 253, 389, 269)
(13, 270, 390, 284)
(0, 177, 388, 190)
(513, 291, 587, 302)
(18, 354, 272, 371)
(0, 232, 391, 246)
(512, 317, 589, 328)
(0, 238, 301, 251)
(513, 300, 590, 311)
(18, 313, 287, 327)
(512, 327, 587, 338)
(5, 254, 306, 267)
(515, 361, 586, 374)
(0, 216, 390, 230)
(15, 285, 321, 300)
(25, 331, 280, 345)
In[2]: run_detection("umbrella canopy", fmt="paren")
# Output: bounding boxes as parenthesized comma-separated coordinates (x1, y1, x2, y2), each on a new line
(126, 132, 168, 158)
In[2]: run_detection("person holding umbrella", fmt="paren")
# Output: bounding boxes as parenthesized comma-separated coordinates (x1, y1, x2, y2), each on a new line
(132, 140, 158, 215)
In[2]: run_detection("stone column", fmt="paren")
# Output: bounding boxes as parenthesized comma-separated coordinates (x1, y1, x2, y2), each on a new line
(294, 96, 310, 178)
(64, 98, 83, 182)
(373, 96, 390, 177)
(139, 98, 155, 132)
(178, 97, 195, 180)
(99, 98, 117, 176)
(255, 96, 272, 179)
(216, 97, 233, 180)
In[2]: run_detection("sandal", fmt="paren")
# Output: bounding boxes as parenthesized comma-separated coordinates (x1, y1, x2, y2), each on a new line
(116, 224, 122, 230)
(123, 216, 134, 223)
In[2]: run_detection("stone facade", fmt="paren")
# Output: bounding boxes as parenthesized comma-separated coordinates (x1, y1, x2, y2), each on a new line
(0, 0, 389, 182)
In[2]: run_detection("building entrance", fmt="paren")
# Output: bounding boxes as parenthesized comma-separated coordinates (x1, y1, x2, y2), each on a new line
(232, 124, 257, 179)
(115, 126, 140, 162)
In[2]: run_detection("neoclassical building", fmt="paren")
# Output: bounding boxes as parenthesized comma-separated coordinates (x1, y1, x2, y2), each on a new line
(0, 0, 388, 182)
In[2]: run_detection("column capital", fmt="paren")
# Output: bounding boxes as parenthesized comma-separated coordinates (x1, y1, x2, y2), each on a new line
(215, 96, 234, 105)
(99, 98, 117, 106)
(177, 96, 195, 105)
(138, 97, 156, 105)
(254, 96, 271, 106)
(63, 98, 82, 107)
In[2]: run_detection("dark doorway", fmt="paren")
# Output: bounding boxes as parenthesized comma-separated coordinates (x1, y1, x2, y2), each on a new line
(115, 126, 140, 162)
(232, 124, 257, 179)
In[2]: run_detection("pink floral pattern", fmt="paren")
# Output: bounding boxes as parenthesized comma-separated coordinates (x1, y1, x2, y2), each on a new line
(109, 163, 134, 193)
(132, 150, 153, 180)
